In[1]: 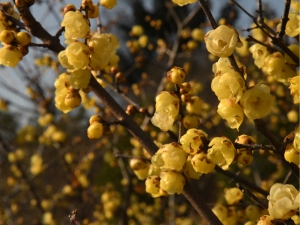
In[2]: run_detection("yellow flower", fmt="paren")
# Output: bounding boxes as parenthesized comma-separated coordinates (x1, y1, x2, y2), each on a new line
(0, 45, 22, 67)
(151, 91, 179, 131)
(211, 72, 246, 103)
(180, 128, 208, 155)
(61, 11, 90, 42)
(224, 187, 244, 205)
(288, 75, 300, 104)
(205, 25, 242, 57)
(249, 43, 270, 68)
(267, 183, 300, 219)
(240, 84, 274, 120)
(207, 137, 236, 170)
(277, 13, 300, 37)
(217, 98, 244, 130)
(160, 171, 185, 195)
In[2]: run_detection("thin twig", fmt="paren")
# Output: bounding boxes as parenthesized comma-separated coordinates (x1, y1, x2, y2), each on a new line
(234, 143, 276, 152)
(215, 166, 269, 196)
(236, 183, 268, 209)
(256, 0, 264, 23)
(277, 0, 291, 39)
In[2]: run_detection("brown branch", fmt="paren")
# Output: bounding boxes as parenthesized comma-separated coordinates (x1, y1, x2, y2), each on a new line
(231, 0, 299, 65)
(234, 142, 276, 152)
(277, 0, 291, 39)
(183, 181, 222, 225)
(215, 166, 269, 196)
(245, 35, 275, 51)
(14, 2, 64, 53)
(236, 183, 268, 209)
(256, 0, 264, 23)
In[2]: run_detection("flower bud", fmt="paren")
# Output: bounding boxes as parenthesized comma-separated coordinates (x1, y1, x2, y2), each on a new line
(186, 96, 203, 115)
(167, 66, 186, 84)
(87, 123, 103, 139)
(182, 114, 200, 129)
(224, 187, 244, 205)
(130, 158, 149, 170)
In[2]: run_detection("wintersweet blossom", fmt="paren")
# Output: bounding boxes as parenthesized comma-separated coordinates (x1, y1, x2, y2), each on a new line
(61, 11, 90, 43)
(240, 84, 273, 120)
(180, 129, 208, 155)
(288, 76, 300, 104)
(224, 187, 244, 205)
(211, 71, 246, 103)
(207, 137, 236, 170)
(151, 91, 180, 131)
(267, 183, 300, 219)
(160, 171, 185, 195)
(58, 42, 89, 71)
(249, 43, 270, 68)
(217, 99, 244, 130)
(205, 25, 243, 57)
(0, 45, 22, 67)
(277, 13, 300, 37)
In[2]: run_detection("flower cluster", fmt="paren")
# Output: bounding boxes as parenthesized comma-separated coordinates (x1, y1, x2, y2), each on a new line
(56, 8, 120, 113)
(212, 58, 273, 129)
(0, 2, 31, 67)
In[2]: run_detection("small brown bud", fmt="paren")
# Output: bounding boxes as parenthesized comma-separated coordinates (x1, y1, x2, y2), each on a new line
(126, 105, 137, 115)
(181, 94, 191, 103)
(15, 0, 25, 7)
(115, 72, 126, 83)
(64, 4, 76, 15)
(110, 66, 119, 75)
(139, 107, 148, 115)
(180, 82, 191, 94)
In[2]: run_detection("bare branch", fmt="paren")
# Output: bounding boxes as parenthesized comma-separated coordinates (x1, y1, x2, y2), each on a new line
(277, 0, 291, 39)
